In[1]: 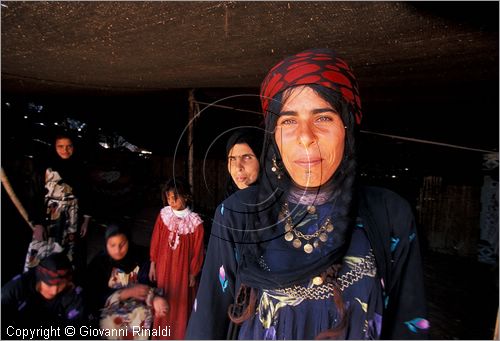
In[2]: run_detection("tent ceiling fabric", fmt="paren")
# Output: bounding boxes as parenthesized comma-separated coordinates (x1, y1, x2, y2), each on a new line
(1, 1, 498, 94)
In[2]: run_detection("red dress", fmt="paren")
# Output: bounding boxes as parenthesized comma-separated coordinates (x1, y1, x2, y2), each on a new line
(150, 206, 204, 340)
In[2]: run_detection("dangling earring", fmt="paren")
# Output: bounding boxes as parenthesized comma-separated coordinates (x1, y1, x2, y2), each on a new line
(271, 155, 283, 180)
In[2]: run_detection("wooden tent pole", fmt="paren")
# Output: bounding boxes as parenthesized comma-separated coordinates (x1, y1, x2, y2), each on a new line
(494, 308, 499, 340)
(0, 167, 35, 231)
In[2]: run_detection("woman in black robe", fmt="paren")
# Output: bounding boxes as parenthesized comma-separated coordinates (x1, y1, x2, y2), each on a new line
(24, 131, 92, 280)
(86, 224, 167, 337)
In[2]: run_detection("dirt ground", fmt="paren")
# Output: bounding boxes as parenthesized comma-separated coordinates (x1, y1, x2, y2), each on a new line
(422, 249, 498, 340)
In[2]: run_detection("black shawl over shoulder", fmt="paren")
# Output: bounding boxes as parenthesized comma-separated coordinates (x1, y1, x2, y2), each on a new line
(85, 244, 151, 322)
(29, 152, 92, 226)
(359, 186, 428, 339)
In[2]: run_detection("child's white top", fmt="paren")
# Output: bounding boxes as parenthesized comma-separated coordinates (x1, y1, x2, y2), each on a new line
(160, 206, 203, 249)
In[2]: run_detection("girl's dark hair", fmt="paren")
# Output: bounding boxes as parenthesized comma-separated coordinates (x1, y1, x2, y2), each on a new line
(104, 222, 131, 242)
(161, 177, 192, 207)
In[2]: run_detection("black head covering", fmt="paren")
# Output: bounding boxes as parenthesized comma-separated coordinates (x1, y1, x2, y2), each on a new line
(103, 223, 140, 273)
(225, 128, 264, 160)
(42, 130, 83, 191)
(105, 223, 131, 242)
(224, 127, 264, 198)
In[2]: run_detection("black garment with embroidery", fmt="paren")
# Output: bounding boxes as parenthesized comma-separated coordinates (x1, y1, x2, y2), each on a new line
(84, 244, 151, 324)
(1, 269, 85, 339)
(186, 186, 429, 339)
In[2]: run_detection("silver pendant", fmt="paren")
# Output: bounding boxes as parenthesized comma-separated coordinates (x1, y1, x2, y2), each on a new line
(293, 238, 302, 248)
(319, 233, 328, 242)
(307, 205, 316, 214)
(312, 276, 323, 286)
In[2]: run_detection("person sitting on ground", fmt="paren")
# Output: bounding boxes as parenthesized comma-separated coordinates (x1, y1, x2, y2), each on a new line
(86, 223, 168, 339)
(2, 252, 85, 338)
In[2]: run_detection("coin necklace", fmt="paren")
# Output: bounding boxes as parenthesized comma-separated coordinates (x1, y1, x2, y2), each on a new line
(281, 202, 335, 254)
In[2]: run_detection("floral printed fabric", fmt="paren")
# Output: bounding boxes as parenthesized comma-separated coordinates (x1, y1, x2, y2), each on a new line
(99, 265, 154, 340)
(24, 168, 78, 271)
(100, 292, 153, 340)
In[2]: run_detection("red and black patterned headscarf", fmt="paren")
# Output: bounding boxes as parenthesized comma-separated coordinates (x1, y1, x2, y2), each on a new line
(260, 48, 362, 125)
(237, 49, 361, 290)
(36, 252, 72, 285)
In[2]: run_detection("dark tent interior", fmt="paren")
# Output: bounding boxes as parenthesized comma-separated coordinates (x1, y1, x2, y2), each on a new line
(1, 1, 498, 339)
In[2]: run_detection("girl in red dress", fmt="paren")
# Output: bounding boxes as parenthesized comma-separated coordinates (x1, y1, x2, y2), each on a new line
(149, 178, 204, 340)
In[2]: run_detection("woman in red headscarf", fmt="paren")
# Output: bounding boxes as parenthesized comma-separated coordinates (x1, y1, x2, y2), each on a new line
(186, 49, 429, 340)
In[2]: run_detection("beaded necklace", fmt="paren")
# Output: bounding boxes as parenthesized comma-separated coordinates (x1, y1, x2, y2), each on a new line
(281, 202, 335, 254)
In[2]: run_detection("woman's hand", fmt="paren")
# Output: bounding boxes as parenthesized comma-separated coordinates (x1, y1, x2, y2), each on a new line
(119, 284, 150, 301)
(153, 296, 169, 317)
(149, 262, 156, 282)
(188, 274, 196, 287)
(33, 224, 46, 241)
(80, 216, 91, 237)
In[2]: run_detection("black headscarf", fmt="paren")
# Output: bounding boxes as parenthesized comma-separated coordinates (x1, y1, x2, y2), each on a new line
(86, 222, 149, 318)
(43, 131, 83, 190)
(102, 223, 144, 274)
(224, 127, 265, 198)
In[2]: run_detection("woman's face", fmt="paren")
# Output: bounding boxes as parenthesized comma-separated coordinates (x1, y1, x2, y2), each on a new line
(37, 280, 69, 300)
(106, 234, 129, 261)
(166, 190, 187, 211)
(227, 143, 260, 190)
(55, 138, 74, 159)
(275, 86, 345, 188)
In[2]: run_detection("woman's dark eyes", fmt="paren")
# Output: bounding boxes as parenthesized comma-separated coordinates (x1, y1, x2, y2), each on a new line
(316, 115, 333, 122)
(279, 118, 296, 125)
(279, 115, 334, 125)
(228, 155, 254, 161)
